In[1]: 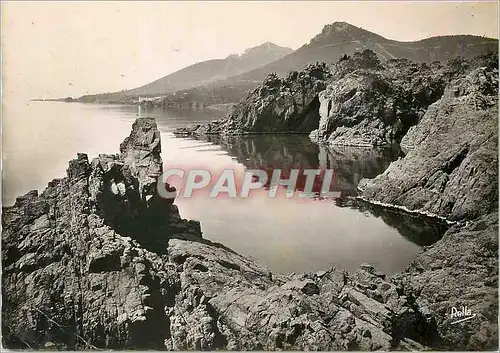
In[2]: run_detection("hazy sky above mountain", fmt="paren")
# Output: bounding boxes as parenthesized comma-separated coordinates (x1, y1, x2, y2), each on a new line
(2, 1, 498, 100)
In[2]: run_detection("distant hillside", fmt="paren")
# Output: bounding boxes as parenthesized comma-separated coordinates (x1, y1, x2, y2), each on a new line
(78, 42, 293, 103)
(226, 22, 498, 84)
(77, 22, 498, 105)
(151, 22, 499, 108)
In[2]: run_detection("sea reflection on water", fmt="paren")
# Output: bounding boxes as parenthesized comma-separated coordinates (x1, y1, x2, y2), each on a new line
(2, 102, 447, 275)
(172, 134, 448, 274)
(201, 134, 401, 198)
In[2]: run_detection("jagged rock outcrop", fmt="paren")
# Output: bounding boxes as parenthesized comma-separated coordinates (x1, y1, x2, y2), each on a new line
(174, 62, 332, 136)
(177, 51, 497, 146)
(2, 118, 201, 349)
(358, 66, 498, 221)
(2, 117, 497, 350)
(87, 118, 200, 251)
(163, 243, 429, 351)
(311, 50, 455, 146)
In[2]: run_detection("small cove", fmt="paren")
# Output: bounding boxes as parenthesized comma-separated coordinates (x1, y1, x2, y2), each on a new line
(2, 101, 448, 275)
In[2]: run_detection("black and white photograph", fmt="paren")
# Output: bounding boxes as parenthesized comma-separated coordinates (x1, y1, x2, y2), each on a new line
(1, 1, 498, 351)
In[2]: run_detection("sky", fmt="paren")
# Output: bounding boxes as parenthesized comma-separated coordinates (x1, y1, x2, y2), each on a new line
(2, 1, 498, 101)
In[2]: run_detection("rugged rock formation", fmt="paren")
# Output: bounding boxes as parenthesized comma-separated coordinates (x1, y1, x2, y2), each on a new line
(313, 52, 497, 148)
(359, 65, 498, 221)
(311, 50, 463, 146)
(2, 117, 497, 350)
(2, 118, 202, 349)
(177, 50, 497, 149)
(353, 57, 499, 350)
(174, 62, 332, 136)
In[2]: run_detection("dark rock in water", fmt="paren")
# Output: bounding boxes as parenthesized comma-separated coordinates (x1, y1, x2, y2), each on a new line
(359, 66, 498, 221)
(2, 116, 497, 350)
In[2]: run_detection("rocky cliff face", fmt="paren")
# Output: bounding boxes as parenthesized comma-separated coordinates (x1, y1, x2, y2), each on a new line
(175, 62, 332, 136)
(358, 65, 498, 221)
(176, 51, 497, 147)
(352, 60, 499, 350)
(310, 50, 449, 146)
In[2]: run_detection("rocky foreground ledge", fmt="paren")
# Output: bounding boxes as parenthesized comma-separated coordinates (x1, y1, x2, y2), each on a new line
(2, 117, 497, 350)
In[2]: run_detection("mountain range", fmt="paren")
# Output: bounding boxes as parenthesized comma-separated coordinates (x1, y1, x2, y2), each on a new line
(75, 22, 498, 105)
(77, 42, 292, 103)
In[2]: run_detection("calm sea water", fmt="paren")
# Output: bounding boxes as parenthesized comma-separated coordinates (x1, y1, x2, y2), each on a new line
(2, 101, 445, 274)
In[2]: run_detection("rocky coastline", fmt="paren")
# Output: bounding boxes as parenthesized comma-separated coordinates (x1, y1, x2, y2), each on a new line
(3, 51, 498, 350)
(175, 50, 497, 145)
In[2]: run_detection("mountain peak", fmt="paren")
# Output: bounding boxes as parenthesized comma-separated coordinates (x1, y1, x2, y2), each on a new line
(254, 41, 281, 49)
(323, 21, 360, 32)
(308, 22, 384, 46)
(242, 42, 293, 57)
